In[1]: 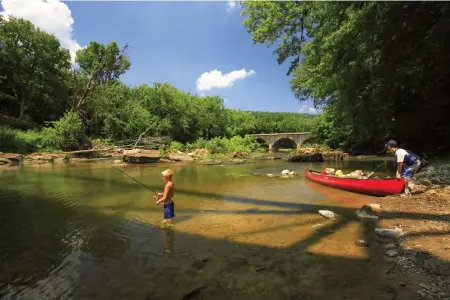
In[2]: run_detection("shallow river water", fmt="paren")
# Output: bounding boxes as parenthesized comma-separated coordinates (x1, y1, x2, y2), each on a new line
(1, 159, 403, 300)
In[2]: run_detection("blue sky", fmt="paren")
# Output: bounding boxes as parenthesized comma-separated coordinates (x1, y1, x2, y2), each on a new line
(1, 0, 317, 114)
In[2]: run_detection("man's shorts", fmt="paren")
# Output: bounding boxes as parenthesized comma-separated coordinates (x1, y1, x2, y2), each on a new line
(401, 163, 420, 180)
(163, 201, 175, 219)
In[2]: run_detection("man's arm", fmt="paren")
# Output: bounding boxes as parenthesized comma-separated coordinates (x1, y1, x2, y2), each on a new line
(156, 184, 170, 205)
(397, 162, 403, 178)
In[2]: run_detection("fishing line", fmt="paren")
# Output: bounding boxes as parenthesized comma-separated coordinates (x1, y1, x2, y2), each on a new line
(107, 162, 159, 194)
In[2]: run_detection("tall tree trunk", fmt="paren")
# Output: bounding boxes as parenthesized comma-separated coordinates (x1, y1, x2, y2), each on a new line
(18, 89, 25, 119)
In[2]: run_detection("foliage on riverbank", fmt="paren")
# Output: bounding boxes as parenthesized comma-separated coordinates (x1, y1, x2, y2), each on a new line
(167, 136, 261, 155)
(0, 16, 316, 154)
(242, 2, 450, 154)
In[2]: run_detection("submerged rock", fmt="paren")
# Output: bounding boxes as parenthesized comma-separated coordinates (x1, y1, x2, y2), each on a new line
(385, 249, 400, 257)
(385, 243, 397, 250)
(287, 153, 324, 162)
(312, 223, 334, 233)
(375, 228, 405, 238)
(198, 159, 223, 165)
(229, 158, 246, 164)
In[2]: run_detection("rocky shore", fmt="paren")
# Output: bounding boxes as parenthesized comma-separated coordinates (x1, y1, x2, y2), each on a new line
(376, 187, 450, 300)
(317, 185, 450, 300)
(0, 149, 254, 166)
(287, 147, 349, 162)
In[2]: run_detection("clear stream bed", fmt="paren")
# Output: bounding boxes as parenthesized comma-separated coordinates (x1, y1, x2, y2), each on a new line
(0, 159, 406, 300)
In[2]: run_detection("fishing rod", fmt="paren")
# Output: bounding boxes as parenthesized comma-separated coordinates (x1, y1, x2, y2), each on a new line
(364, 161, 387, 179)
(107, 163, 159, 194)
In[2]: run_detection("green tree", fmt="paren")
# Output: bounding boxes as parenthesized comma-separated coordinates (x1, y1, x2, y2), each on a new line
(73, 41, 131, 112)
(0, 16, 71, 121)
(242, 2, 450, 152)
(226, 109, 257, 137)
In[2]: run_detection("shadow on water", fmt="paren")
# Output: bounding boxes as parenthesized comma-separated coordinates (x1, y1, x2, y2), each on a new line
(1, 165, 450, 300)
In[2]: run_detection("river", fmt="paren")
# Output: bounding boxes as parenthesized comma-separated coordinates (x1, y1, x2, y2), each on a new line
(0, 159, 403, 300)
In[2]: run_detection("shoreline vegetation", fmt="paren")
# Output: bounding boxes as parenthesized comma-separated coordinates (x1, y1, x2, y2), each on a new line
(0, 140, 352, 166)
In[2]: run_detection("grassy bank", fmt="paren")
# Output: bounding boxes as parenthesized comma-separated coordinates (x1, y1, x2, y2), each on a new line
(0, 126, 59, 154)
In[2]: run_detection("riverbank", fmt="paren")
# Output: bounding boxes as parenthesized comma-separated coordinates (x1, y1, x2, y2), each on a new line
(373, 187, 450, 299)
(0, 146, 349, 166)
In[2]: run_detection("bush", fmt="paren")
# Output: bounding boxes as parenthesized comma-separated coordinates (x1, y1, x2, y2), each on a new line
(0, 126, 59, 154)
(194, 137, 207, 149)
(163, 136, 260, 156)
(205, 137, 228, 154)
(51, 111, 85, 151)
(185, 142, 196, 153)
(158, 145, 168, 158)
(169, 141, 185, 152)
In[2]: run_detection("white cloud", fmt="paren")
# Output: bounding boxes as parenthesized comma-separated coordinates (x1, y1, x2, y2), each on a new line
(299, 104, 319, 114)
(308, 107, 318, 114)
(196, 69, 256, 91)
(0, 0, 82, 62)
(227, 1, 236, 11)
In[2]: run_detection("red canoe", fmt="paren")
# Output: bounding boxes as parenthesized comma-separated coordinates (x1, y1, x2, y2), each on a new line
(304, 169, 404, 196)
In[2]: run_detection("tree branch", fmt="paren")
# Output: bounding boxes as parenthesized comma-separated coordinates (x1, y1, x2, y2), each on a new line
(133, 127, 151, 149)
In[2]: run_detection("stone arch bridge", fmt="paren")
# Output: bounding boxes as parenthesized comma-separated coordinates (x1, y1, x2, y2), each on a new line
(249, 132, 311, 152)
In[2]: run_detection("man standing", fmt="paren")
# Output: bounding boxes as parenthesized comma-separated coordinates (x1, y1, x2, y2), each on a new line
(385, 140, 421, 196)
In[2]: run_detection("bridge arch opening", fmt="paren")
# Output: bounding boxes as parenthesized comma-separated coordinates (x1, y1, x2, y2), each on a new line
(271, 137, 297, 152)
(254, 138, 269, 151)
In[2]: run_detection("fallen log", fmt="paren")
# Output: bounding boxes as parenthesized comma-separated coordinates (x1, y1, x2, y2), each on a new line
(61, 147, 114, 154)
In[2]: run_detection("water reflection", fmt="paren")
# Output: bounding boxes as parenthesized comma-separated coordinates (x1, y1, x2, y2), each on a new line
(163, 228, 176, 258)
(0, 159, 405, 299)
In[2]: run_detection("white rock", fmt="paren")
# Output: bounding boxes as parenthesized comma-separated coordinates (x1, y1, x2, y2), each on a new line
(281, 169, 290, 175)
(267, 173, 274, 178)
(318, 210, 338, 220)
(289, 171, 296, 175)
(375, 228, 405, 238)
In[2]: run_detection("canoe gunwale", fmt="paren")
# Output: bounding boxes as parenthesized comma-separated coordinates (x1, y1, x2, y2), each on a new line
(304, 168, 404, 196)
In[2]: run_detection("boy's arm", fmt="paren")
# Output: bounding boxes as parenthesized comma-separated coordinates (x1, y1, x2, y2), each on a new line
(156, 184, 170, 205)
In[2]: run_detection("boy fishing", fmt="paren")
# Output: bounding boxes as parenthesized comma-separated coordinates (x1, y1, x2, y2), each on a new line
(154, 169, 175, 225)
(385, 140, 421, 197)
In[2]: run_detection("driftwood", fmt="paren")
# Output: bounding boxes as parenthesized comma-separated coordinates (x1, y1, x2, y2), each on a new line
(61, 147, 114, 154)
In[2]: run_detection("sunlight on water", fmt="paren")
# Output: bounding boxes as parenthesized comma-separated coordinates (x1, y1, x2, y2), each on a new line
(0, 160, 395, 300)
